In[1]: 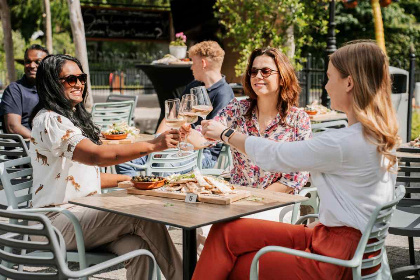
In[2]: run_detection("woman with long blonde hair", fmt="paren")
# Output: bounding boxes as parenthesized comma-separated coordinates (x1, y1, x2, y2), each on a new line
(193, 41, 400, 279)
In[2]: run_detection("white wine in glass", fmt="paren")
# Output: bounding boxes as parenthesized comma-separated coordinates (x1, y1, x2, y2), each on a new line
(178, 94, 198, 154)
(190, 86, 213, 120)
(192, 105, 213, 119)
(166, 118, 187, 129)
(165, 99, 185, 153)
(190, 86, 219, 146)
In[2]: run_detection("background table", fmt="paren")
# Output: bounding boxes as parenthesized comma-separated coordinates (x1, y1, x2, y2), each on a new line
(136, 64, 194, 129)
(70, 187, 307, 280)
(309, 112, 347, 122)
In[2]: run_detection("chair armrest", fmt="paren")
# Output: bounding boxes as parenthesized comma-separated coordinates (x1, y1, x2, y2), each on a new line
(65, 249, 159, 279)
(250, 245, 358, 279)
(294, 214, 319, 225)
(297, 187, 317, 197)
(124, 161, 147, 170)
(11, 207, 87, 270)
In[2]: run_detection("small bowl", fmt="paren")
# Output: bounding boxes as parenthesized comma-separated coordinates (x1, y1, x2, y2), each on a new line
(305, 110, 318, 116)
(131, 179, 166, 190)
(103, 133, 128, 140)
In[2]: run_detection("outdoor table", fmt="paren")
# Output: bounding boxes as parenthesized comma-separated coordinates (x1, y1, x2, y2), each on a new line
(136, 64, 194, 129)
(397, 143, 420, 161)
(309, 112, 347, 123)
(69, 186, 307, 280)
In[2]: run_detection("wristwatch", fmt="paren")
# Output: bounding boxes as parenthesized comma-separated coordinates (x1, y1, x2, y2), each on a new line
(222, 129, 235, 143)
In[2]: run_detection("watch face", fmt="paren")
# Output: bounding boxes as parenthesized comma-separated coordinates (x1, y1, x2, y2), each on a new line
(224, 129, 234, 137)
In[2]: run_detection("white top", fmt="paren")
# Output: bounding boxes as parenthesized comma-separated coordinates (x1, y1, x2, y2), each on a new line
(29, 109, 101, 208)
(245, 122, 395, 231)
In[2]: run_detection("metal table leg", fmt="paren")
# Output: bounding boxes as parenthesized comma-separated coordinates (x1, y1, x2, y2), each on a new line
(183, 228, 197, 280)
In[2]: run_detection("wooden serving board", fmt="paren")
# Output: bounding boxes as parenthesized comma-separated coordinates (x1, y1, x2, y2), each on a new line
(124, 185, 251, 205)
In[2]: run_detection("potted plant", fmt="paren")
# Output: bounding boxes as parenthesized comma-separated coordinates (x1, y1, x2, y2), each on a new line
(169, 32, 187, 59)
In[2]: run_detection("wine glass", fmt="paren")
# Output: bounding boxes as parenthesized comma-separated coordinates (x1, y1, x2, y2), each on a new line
(191, 86, 213, 119)
(190, 86, 218, 146)
(178, 94, 198, 155)
(165, 99, 186, 153)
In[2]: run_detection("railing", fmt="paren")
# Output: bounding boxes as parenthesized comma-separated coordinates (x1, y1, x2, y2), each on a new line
(0, 54, 417, 104)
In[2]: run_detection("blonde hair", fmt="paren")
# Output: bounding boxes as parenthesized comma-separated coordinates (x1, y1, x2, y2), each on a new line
(330, 41, 400, 171)
(188, 41, 225, 70)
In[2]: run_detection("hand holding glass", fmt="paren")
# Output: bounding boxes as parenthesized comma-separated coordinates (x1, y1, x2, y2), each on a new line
(165, 99, 185, 153)
(178, 94, 198, 154)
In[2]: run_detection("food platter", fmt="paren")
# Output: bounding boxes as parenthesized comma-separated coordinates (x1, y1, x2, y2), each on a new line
(119, 171, 251, 205)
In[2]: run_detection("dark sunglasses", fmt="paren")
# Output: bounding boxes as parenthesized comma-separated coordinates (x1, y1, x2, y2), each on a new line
(24, 59, 42, 66)
(59, 74, 88, 87)
(249, 67, 279, 78)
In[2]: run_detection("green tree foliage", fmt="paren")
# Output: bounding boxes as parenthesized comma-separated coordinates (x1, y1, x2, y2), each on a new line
(214, 0, 329, 76)
(335, 0, 420, 67)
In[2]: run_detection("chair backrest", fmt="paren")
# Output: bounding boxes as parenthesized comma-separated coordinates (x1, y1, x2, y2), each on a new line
(0, 156, 33, 209)
(91, 100, 135, 130)
(352, 185, 405, 278)
(144, 149, 199, 176)
(0, 133, 29, 162)
(311, 119, 348, 133)
(0, 209, 67, 280)
(396, 152, 420, 206)
(106, 95, 138, 126)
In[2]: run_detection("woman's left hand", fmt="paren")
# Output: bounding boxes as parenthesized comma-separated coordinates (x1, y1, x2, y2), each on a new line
(201, 120, 227, 141)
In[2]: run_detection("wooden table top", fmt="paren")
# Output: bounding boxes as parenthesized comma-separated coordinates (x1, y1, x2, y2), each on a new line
(309, 113, 347, 122)
(69, 187, 307, 230)
(100, 133, 154, 145)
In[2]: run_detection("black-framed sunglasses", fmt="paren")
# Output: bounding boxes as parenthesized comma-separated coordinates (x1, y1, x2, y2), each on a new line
(249, 67, 279, 78)
(59, 74, 88, 87)
(24, 59, 42, 66)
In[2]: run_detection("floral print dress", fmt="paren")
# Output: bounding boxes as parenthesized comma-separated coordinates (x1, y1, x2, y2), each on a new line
(214, 98, 311, 191)
(29, 109, 101, 208)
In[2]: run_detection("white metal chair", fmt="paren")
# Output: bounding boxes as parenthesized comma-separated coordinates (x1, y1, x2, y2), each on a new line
(0, 133, 30, 207)
(250, 185, 405, 280)
(198, 144, 233, 176)
(91, 100, 135, 130)
(278, 185, 319, 224)
(0, 157, 117, 280)
(0, 209, 160, 280)
(125, 148, 199, 176)
(106, 94, 139, 126)
(388, 152, 420, 277)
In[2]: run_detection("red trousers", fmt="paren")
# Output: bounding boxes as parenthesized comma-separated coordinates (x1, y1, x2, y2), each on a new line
(192, 219, 376, 280)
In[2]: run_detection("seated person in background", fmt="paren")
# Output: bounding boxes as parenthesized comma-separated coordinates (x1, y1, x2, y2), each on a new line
(116, 40, 234, 176)
(0, 44, 49, 138)
(193, 41, 399, 280)
(30, 54, 182, 280)
(185, 47, 311, 194)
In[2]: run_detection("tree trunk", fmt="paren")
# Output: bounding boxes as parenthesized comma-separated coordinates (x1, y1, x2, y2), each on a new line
(371, 0, 386, 54)
(67, 0, 93, 110)
(285, 24, 295, 59)
(43, 0, 53, 53)
(0, 0, 16, 84)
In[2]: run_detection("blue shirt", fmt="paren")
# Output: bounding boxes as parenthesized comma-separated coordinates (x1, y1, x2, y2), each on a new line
(183, 76, 234, 125)
(183, 76, 234, 162)
(0, 75, 39, 130)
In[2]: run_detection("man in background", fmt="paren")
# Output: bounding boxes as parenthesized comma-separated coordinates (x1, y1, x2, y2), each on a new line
(116, 41, 234, 176)
(0, 44, 49, 138)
